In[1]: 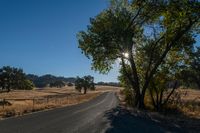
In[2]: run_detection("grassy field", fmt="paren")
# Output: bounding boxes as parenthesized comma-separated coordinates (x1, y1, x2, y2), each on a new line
(0, 85, 121, 99)
(118, 88, 200, 118)
(176, 89, 200, 117)
(118, 88, 200, 132)
(0, 86, 121, 119)
(0, 86, 198, 120)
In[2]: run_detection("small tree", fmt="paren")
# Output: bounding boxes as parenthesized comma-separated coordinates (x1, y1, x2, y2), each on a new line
(50, 80, 65, 88)
(75, 75, 95, 94)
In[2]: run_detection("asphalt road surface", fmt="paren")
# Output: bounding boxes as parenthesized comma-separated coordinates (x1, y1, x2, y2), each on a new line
(0, 92, 182, 133)
(0, 92, 118, 133)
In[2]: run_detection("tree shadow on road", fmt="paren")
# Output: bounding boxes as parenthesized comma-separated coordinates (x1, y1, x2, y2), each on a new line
(104, 106, 185, 133)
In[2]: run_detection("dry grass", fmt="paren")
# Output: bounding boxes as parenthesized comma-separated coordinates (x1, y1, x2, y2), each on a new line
(95, 85, 122, 92)
(0, 86, 117, 119)
(119, 88, 200, 117)
(0, 86, 76, 99)
(175, 89, 200, 118)
(118, 88, 200, 132)
(178, 89, 200, 101)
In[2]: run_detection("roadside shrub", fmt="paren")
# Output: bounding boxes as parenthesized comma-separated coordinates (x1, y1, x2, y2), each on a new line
(122, 88, 135, 106)
(4, 109, 16, 117)
(0, 99, 12, 106)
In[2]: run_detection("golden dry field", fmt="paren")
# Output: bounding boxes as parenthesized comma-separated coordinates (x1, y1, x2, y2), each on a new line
(0, 86, 121, 118)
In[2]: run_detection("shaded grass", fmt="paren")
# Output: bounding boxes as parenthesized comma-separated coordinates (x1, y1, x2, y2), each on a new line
(143, 89, 200, 118)
(118, 88, 200, 132)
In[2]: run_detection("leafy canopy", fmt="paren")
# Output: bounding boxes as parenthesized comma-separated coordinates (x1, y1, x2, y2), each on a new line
(0, 66, 34, 91)
(75, 75, 95, 94)
(77, 0, 200, 108)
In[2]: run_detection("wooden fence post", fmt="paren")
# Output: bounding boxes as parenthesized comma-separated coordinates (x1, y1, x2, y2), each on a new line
(46, 96, 49, 104)
(32, 98, 35, 110)
(67, 96, 69, 104)
(3, 99, 5, 109)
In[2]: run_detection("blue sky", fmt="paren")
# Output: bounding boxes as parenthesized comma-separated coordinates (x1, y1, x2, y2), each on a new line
(0, 0, 120, 82)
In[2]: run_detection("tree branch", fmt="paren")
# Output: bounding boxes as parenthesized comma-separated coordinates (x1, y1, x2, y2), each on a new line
(142, 19, 196, 96)
(121, 57, 135, 90)
(163, 81, 178, 106)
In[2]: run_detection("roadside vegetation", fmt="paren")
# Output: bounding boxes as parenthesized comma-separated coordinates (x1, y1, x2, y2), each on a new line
(77, 0, 200, 119)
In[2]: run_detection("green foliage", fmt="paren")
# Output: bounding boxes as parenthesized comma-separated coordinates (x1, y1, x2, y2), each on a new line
(78, 0, 142, 73)
(21, 79, 34, 90)
(75, 75, 95, 94)
(122, 88, 135, 106)
(118, 64, 136, 104)
(118, 64, 132, 89)
(77, 0, 200, 109)
(50, 80, 65, 88)
(0, 66, 34, 91)
(75, 77, 83, 92)
(179, 46, 200, 89)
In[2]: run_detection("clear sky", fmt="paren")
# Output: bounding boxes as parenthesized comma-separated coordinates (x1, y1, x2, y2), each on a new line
(0, 0, 120, 82)
(0, 0, 199, 82)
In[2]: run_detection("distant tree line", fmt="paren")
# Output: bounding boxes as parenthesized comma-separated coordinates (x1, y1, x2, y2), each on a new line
(96, 82, 120, 87)
(179, 47, 200, 89)
(26, 74, 76, 88)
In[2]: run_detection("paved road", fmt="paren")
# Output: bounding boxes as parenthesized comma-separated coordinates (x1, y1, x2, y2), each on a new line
(0, 92, 118, 133)
(0, 92, 181, 133)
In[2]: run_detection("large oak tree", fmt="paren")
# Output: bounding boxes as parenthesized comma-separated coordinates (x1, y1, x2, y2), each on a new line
(0, 66, 34, 92)
(77, 0, 200, 108)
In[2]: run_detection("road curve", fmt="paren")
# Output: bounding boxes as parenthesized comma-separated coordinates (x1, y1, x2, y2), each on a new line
(0, 92, 118, 133)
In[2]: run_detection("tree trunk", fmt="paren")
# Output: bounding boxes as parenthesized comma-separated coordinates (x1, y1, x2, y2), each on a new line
(194, 78, 200, 89)
(83, 87, 87, 94)
(149, 89, 156, 108)
(129, 51, 143, 108)
(134, 92, 140, 107)
(121, 57, 141, 107)
(197, 82, 200, 90)
(138, 93, 145, 109)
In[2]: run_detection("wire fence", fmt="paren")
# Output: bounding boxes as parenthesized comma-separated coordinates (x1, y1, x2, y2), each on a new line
(0, 93, 99, 117)
(0, 94, 83, 118)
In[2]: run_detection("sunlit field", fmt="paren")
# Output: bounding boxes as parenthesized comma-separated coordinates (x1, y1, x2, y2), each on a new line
(0, 86, 120, 119)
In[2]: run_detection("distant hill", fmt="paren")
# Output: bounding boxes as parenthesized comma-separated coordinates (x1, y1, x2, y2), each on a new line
(26, 74, 120, 88)
(26, 74, 76, 88)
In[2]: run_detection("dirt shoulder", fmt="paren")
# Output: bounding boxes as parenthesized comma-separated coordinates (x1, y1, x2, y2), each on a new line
(116, 90, 200, 133)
